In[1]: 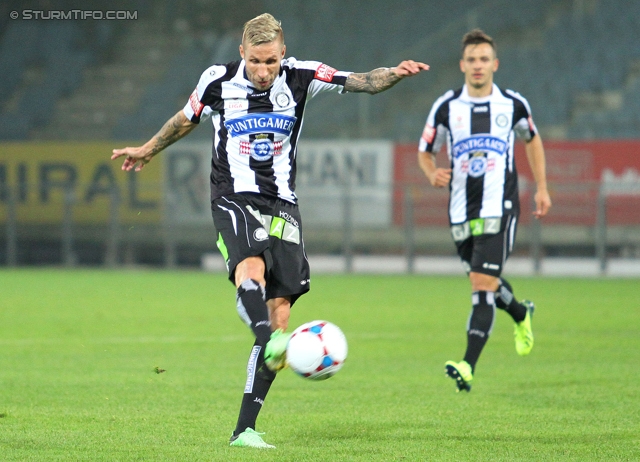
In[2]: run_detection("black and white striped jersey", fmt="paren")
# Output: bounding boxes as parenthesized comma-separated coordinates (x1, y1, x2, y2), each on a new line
(418, 83, 537, 224)
(183, 57, 351, 203)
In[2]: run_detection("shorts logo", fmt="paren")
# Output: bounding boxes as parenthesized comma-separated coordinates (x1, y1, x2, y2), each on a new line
(253, 228, 269, 241)
(189, 89, 204, 117)
(269, 216, 300, 244)
(240, 139, 284, 161)
(274, 92, 290, 107)
(314, 63, 337, 82)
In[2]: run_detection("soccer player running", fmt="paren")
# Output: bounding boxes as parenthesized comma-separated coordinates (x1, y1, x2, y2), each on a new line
(417, 29, 551, 393)
(112, 13, 428, 448)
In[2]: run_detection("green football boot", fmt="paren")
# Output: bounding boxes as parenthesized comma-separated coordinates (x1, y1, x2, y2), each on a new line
(229, 428, 275, 449)
(445, 360, 473, 392)
(515, 300, 535, 356)
(264, 329, 291, 372)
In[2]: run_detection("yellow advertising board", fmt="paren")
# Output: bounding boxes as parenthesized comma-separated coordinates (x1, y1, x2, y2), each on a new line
(0, 142, 162, 224)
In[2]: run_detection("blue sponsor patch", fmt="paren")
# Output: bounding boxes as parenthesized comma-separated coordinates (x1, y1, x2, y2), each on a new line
(452, 135, 507, 158)
(224, 113, 297, 137)
(252, 140, 274, 161)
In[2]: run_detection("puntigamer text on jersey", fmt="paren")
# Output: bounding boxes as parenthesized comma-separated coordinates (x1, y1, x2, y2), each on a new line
(224, 113, 297, 137)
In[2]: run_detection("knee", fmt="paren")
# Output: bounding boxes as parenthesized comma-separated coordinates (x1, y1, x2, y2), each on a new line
(469, 272, 500, 292)
(235, 256, 266, 287)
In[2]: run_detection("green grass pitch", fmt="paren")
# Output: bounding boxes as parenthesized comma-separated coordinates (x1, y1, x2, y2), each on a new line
(0, 269, 638, 461)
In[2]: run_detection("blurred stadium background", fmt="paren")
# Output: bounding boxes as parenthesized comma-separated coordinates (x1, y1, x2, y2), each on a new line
(1, 0, 639, 275)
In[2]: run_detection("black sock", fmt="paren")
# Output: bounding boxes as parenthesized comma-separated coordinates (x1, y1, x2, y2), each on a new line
(495, 278, 527, 323)
(463, 291, 495, 372)
(236, 279, 271, 346)
(233, 341, 276, 436)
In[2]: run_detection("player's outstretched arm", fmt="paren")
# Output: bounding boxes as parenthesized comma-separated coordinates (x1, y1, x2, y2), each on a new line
(344, 60, 429, 94)
(111, 110, 197, 172)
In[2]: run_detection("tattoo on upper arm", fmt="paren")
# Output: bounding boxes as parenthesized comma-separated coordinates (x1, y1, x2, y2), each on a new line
(344, 67, 402, 94)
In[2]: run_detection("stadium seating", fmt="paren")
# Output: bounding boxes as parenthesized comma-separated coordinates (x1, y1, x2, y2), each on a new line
(0, 20, 103, 139)
(1, 0, 639, 141)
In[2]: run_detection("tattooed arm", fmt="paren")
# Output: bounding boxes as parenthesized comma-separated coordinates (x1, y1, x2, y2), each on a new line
(111, 110, 197, 172)
(344, 60, 429, 94)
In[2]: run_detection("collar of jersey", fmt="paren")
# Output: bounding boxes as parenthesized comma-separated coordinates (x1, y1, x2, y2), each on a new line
(462, 83, 498, 104)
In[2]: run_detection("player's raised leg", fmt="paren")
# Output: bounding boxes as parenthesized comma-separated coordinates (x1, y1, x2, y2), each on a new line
(231, 258, 281, 446)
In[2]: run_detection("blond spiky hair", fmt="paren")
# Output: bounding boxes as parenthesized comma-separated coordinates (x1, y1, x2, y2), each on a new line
(242, 13, 284, 46)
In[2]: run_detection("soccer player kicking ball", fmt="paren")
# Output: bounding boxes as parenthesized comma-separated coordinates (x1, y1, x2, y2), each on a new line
(417, 29, 551, 392)
(112, 13, 428, 447)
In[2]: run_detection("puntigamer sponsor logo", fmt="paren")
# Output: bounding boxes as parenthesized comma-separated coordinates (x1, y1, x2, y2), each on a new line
(224, 113, 296, 137)
(452, 135, 507, 158)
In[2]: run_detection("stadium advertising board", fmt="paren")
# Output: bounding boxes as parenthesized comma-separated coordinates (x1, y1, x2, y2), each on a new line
(0, 140, 393, 227)
(164, 140, 395, 227)
(393, 140, 640, 226)
(163, 142, 212, 224)
(0, 142, 161, 224)
(518, 140, 640, 226)
(294, 140, 394, 227)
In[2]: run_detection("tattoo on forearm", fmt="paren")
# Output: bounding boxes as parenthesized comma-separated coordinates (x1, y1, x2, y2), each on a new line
(150, 112, 194, 155)
(344, 67, 402, 94)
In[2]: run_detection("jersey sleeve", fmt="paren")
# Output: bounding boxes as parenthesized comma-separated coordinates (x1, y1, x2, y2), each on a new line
(506, 89, 538, 141)
(182, 64, 227, 123)
(418, 90, 453, 153)
(284, 58, 352, 98)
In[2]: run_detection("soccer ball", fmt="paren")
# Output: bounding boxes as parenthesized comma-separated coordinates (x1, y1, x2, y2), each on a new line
(286, 320, 348, 380)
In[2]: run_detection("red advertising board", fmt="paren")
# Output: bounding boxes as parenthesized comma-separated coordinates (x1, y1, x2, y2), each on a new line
(394, 140, 640, 226)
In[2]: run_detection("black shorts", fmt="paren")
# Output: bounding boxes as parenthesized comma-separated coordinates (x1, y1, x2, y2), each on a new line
(452, 215, 518, 277)
(212, 193, 310, 305)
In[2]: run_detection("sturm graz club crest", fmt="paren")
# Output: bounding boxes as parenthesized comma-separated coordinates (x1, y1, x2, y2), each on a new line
(274, 91, 290, 107)
(253, 228, 268, 241)
(495, 113, 509, 127)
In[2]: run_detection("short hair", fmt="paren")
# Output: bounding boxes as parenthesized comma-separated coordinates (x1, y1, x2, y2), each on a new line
(242, 13, 284, 47)
(461, 29, 496, 57)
